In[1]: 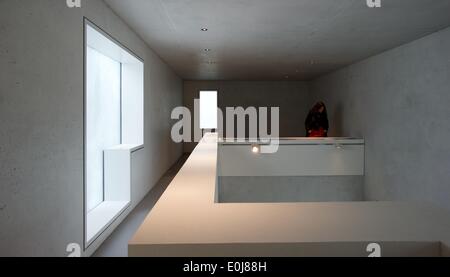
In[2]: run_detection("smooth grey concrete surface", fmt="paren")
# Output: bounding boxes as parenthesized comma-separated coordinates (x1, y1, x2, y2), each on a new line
(93, 155, 189, 257)
(309, 26, 450, 212)
(218, 176, 363, 203)
(0, 0, 182, 256)
(183, 81, 310, 152)
(105, 0, 450, 80)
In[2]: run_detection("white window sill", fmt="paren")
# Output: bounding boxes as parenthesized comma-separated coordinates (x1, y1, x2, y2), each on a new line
(86, 201, 130, 245)
(107, 144, 144, 153)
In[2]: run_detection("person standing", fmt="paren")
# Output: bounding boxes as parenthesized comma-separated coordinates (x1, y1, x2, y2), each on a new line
(305, 101, 329, 137)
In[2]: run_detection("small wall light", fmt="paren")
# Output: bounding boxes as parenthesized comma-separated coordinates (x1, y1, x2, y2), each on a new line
(251, 145, 260, 154)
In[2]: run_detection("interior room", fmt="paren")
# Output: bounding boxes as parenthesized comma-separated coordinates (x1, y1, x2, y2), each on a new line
(1, 0, 450, 259)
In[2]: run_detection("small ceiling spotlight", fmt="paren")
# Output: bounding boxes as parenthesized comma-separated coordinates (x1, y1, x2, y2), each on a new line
(251, 144, 260, 154)
(204, 48, 211, 52)
(201, 28, 208, 31)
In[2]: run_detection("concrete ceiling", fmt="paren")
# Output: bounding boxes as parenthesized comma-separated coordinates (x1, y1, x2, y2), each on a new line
(104, 0, 450, 80)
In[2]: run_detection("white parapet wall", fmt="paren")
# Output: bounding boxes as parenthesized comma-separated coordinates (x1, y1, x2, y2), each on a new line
(129, 133, 450, 257)
(218, 138, 364, 202)
(219, 138, 364, 177)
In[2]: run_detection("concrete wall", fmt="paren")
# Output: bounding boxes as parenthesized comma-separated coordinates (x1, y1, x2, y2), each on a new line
(309, 27, 450, 212)
(219, 176, 363, 203)
(0, 0, 182, 256)
(183, 81, 310, 152)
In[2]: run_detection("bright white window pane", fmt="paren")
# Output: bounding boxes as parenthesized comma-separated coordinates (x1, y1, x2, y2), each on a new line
(121, 61, 144, 145)
(200, 91, 218, 129)
(86, 46, 121, 212)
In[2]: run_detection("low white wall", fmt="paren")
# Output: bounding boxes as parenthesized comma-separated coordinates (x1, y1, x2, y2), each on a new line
(218, 139, 365, 177)
(130, 134, 450, 257)
(218, 138, 365, 203)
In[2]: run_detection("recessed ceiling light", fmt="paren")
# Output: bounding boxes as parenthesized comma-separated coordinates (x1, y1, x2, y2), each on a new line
(201, 28, 208, 31)
(204, 48, 211, 52)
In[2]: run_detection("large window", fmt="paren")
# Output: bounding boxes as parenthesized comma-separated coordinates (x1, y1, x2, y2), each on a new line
(85, 20, 144, 246)
(86, 46, 122, 212)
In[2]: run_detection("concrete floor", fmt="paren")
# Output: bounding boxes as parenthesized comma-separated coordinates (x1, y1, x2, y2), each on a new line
(93, 154, 189, 257)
